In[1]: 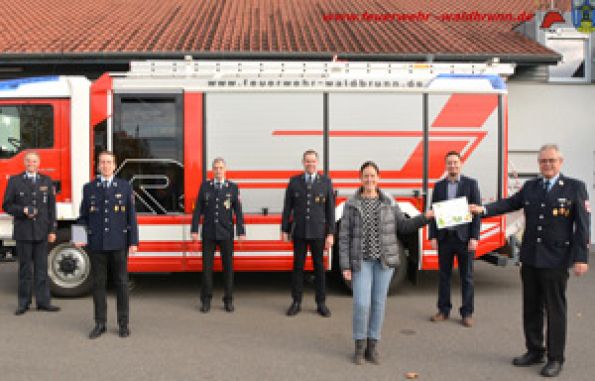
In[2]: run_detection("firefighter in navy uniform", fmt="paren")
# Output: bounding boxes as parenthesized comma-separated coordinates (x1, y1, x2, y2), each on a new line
(471, 144, 590, 378)
(282, 149, 335, 317)
(191, 157, 245, 313)
(2, 151, 60, 315)
(75, 151, 138, 339)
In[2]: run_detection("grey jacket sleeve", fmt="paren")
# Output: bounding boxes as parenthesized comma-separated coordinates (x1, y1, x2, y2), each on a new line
(394, 204, 429, 235)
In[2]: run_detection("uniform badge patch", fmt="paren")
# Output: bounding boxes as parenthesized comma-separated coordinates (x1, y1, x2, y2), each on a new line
(224, 199, 231, 209)
(39, 186, 48, 191)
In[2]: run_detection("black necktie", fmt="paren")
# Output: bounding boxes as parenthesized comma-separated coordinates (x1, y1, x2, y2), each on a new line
(307, 175, 313, 185)
(29, 176, 36, 185)
(102, 180, 109, 191)
(542, 179, 550, 197)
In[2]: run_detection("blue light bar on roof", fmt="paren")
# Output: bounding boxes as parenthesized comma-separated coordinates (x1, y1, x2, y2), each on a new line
(0, 76, 60, 91)
(435, 73, 506, 90)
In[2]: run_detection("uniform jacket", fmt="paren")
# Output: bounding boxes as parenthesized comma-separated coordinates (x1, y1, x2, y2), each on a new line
(2, 172, 56, 241)
(77, 177, 139, 252)
(484, 174, 590, 268)
(429, 175, 481, 242)
(281, 173, 335, 240)
(191, 180, 245, 240)
(339, 189, 429, 271)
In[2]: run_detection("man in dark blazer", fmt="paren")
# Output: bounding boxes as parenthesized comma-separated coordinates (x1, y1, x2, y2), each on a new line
(429, 150, 481, 327)
(191, 157, 245, 313)
(3, 151, 60, 315)
(471, 144, 589, 377)
(75, 150, 138, 339)
(282, 149, 335, 317)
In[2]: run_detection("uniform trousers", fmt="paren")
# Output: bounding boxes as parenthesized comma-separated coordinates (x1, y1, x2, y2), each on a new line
(17, 240, 51, 309)
(291, 238, 326, 304)
(521, 264, 568, 362)
(201, 239, 234, 303)
(90, 249, 129, 326)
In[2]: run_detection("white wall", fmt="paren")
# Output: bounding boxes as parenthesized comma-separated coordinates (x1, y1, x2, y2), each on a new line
(507, 81, 595, 242)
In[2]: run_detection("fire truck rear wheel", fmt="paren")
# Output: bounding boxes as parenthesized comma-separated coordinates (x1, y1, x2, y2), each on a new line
(48, 231, 93, 297)
(387, 249, 408, 295)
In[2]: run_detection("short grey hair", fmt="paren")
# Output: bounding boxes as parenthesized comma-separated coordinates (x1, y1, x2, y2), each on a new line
(212, 157, 226, 166)
(538, 144, 563, 159)
(23, 151, 40, 161)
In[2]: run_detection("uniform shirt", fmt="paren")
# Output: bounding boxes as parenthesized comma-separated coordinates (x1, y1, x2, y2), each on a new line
(78, 177, 138, 251)
(281, 173, 335, 240)
(484, 173, 590, 268)
(100, 176, 114, 188)
(542, 174, 559, 192)
(2, 171, 57, 241)
(191, 179, 245, 241)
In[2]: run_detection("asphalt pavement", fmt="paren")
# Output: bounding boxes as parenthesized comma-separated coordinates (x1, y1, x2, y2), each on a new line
(1, 254, 594, 381)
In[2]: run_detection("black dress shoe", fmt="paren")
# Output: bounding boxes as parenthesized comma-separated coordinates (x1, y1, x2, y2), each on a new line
(286, 301, 301, 316)
(15, 307, 28, 316)
(37, 305, 60, 312)
(119, 325, 130, 338)
(89, 324, 106, 339)
(200, 300, 211, 313)
(316, 303, 331, 318)
(512, 352, 545, 366)
(224, 301, 234, 313)
(540, 361, 563, 377)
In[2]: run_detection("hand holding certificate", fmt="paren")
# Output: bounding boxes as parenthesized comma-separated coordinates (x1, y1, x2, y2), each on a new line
(431, 197, 473, 230)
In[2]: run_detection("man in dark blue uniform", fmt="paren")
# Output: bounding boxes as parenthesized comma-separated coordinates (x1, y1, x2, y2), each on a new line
(429, 151, 481, 328)
(191, 157, 245, 313)
(3, 151, 60, 315)
(75, 150, 138, 339)
(471, 144, 590, 377)
(282, 149, 335, 317)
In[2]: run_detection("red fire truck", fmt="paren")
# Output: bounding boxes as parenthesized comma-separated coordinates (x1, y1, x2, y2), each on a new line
(0, 60, 515, 296)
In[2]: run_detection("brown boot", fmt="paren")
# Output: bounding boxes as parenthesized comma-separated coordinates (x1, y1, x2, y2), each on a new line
(354, 339, 366, 365)
(365, 338, 380, 364)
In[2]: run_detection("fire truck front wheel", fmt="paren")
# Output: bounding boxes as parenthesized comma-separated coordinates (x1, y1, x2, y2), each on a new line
(48, 239, 93, 297)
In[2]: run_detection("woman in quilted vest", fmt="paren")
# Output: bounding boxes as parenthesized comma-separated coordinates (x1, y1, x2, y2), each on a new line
(339, 161, 433, 365)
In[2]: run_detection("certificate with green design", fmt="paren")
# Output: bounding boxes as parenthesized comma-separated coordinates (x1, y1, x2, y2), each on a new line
(432, 197, 472, 229)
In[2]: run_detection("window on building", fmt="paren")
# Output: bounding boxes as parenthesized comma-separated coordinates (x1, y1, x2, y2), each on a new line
(546, 33, 591, 83)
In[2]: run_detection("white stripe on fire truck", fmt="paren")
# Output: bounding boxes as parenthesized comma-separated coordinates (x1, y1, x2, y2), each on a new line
(138, 224, 282, 241)
(131, 251, 296, 257)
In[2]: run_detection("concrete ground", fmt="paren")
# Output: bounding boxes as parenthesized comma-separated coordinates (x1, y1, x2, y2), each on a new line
(1, 254, 594, 381)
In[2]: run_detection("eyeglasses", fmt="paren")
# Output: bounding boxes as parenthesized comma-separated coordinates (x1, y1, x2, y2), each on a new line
(538, 158, 559, 164)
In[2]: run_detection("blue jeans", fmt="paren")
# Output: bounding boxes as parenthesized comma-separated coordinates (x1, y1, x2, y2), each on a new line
(352, 259, 395, 340)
